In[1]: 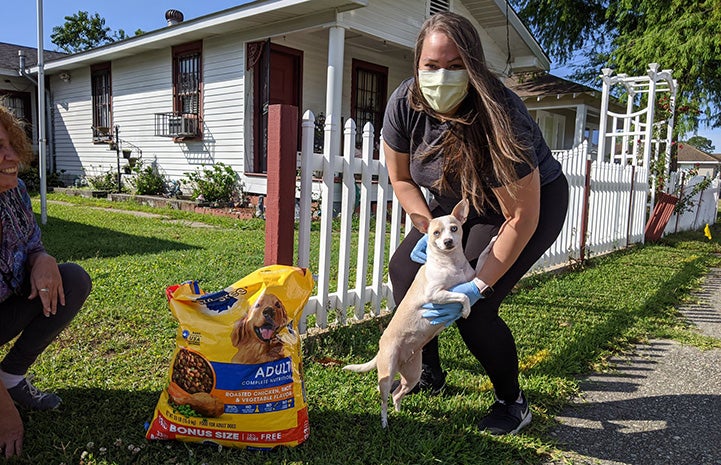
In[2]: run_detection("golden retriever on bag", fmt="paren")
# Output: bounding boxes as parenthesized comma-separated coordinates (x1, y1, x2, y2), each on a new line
(230, 293, 294, 364)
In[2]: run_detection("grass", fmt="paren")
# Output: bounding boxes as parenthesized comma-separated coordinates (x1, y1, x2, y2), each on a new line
(3, 193, 721, 465)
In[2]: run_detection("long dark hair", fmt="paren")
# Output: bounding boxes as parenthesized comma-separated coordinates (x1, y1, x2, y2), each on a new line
(409, 12, 533, 213)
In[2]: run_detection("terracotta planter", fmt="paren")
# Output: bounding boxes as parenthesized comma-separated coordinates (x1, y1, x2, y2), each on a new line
(644, 192, 678, 242)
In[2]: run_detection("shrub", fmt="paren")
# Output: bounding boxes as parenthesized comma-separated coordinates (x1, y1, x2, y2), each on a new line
(86, 167, 119, 191)
(130, 161, 167, 196)
(19, 166, 66, 193)
(184, 162, 244, 205)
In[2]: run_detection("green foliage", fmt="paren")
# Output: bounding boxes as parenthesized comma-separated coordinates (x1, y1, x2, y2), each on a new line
(85, 167, 119, 192)
(128, 161, 167, 196)
(511, 0, 609, 63)
(18, 166, 66, 192)
(512, 0, 721, 131)
(684, 135, 716, 153)
(184, 162, 244, 205)
(50, 11, 126, 53)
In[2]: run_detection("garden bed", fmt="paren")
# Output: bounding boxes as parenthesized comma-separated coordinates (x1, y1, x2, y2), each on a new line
(51, 188, 258, 219)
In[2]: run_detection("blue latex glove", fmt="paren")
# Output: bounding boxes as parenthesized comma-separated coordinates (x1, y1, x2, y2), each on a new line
(410, 234, 428, 264)
(421, 281, 483, 326)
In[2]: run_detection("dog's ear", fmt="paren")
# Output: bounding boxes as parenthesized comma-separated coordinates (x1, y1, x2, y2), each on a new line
(231, 315, 247, 347)
(451, 199, 469, 224)
(410, 213, 431, 234)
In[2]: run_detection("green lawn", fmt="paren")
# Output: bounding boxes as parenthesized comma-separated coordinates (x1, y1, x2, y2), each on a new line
(3, 193, 720, 465)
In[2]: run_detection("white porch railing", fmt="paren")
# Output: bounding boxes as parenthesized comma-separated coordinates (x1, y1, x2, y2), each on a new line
(294, 112, 713, 334)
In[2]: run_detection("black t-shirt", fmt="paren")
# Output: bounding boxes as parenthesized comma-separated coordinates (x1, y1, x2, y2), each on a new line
(382, 78, 562, 216)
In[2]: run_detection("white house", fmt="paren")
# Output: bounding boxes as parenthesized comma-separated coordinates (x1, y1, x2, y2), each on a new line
(676, 143, 721, 179)
(27, 0, 550, 195)
(503, 72, 625, 153)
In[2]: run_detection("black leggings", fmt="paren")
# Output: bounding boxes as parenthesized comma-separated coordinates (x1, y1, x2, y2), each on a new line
(0, 262, 92, 375)
(388, 174, 568, 403)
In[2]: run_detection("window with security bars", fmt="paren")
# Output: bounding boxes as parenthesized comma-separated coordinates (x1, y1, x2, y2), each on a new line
(428, 0, 450, 16)
(91, 62, 112, 143)
(172, 41, 202, 138)
(351, 59, 388, 156)
(0, 91, 32, 138)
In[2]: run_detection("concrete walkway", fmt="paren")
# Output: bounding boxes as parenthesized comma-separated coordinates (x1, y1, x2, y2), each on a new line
(544, 267, 721, 465)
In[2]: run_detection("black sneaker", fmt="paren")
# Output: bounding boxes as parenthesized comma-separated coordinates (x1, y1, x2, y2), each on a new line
(478, 391, 532, 435)
(390, 368, 447, 396)
(7, 376, 62, 411)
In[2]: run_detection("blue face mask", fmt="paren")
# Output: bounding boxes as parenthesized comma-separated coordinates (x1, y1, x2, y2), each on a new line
(417, 69, 469, 114)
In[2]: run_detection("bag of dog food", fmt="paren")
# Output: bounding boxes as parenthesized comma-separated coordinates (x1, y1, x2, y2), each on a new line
(146, 265, 314, 449)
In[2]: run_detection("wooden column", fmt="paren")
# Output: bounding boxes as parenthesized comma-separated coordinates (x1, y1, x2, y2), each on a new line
(265, 104, 298, 266)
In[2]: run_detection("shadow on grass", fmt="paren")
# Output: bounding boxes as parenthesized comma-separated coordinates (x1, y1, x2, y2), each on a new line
(38, 217, 201, 261)
(17, 386, 530, 465)
(527, 251, 710, 380)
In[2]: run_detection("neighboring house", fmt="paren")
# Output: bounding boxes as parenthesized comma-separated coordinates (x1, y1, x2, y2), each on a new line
(503, 72, 625, 152)
(676, 143, 721, 178)
(0, 43, 65, 154)
(24, 0, 549, 195)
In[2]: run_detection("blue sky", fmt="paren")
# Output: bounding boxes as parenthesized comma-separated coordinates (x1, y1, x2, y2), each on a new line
(3, 1, 719, 152)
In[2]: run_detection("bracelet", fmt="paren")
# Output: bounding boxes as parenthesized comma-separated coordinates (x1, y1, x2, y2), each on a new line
(472, 277, 494, 298)
(472, 277, 488, 291)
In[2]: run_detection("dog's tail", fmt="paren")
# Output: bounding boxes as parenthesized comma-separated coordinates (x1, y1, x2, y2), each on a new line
(342, 355, 377, 373)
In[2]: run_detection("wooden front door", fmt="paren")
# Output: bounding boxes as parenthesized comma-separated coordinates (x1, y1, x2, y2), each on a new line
(253, 42, 302, 173)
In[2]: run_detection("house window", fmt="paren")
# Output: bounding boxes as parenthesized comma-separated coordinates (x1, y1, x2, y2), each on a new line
(0, 91, 32, 138)
(172, 40, 202, 139)
(428, 0, 450, 16)
(351, 59, 388, 155)
(91, 62, 112, 143)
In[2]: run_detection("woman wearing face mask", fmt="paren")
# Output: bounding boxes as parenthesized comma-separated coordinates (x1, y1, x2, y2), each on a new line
(382, 11, 568, 435)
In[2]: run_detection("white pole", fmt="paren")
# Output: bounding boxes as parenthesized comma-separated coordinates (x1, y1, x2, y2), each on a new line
(597, 68, 612, 164)
(36, 0, 47, 224)
(324, 25, 345, 158)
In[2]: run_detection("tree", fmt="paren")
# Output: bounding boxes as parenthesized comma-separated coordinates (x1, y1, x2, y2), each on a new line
(511, 0, 721, 133)
(50, 11, 144, 53)
(684, 135, 715, 154)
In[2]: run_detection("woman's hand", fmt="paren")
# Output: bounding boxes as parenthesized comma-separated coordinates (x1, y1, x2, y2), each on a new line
(0, 387, 23, 458)
(27, 253, 64, 317)
(422, 281, 483, 326)
(410, 235, 429, 264)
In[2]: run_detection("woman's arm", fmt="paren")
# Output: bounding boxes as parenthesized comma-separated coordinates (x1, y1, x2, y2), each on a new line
(383, 141, 432, 218)
(476, 168, 541, 286)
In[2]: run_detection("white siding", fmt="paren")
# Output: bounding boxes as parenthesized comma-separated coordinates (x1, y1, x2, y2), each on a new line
(343, 0, 426, 48)
(52, 40, 248, 185)
(452, 2, 508, 74)
(52, 68, 112, 181)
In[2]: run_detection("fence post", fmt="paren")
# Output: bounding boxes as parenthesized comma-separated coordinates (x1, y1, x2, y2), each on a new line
(579, 157, 593, 263)
(265, 104, 298, 266)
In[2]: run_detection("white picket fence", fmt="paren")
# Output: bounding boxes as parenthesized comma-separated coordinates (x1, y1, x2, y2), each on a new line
(294, 112, 715, 333)
(663, 173, 720, 235)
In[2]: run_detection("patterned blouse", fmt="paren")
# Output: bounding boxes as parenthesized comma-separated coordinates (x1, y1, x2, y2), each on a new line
(0, 179, 46, 302)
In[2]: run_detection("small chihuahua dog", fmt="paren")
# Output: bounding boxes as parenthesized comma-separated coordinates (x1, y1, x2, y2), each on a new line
(343, 199, 495, 428)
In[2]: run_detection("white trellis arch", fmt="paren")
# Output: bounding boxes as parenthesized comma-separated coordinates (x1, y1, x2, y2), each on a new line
(597, 64, 678, 208)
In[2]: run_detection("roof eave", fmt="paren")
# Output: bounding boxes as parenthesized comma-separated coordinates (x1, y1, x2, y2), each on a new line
(32, 0, 367, 73)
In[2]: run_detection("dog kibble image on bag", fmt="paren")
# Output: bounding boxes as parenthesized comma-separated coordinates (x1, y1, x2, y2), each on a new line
(146, 265, 314, 449)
